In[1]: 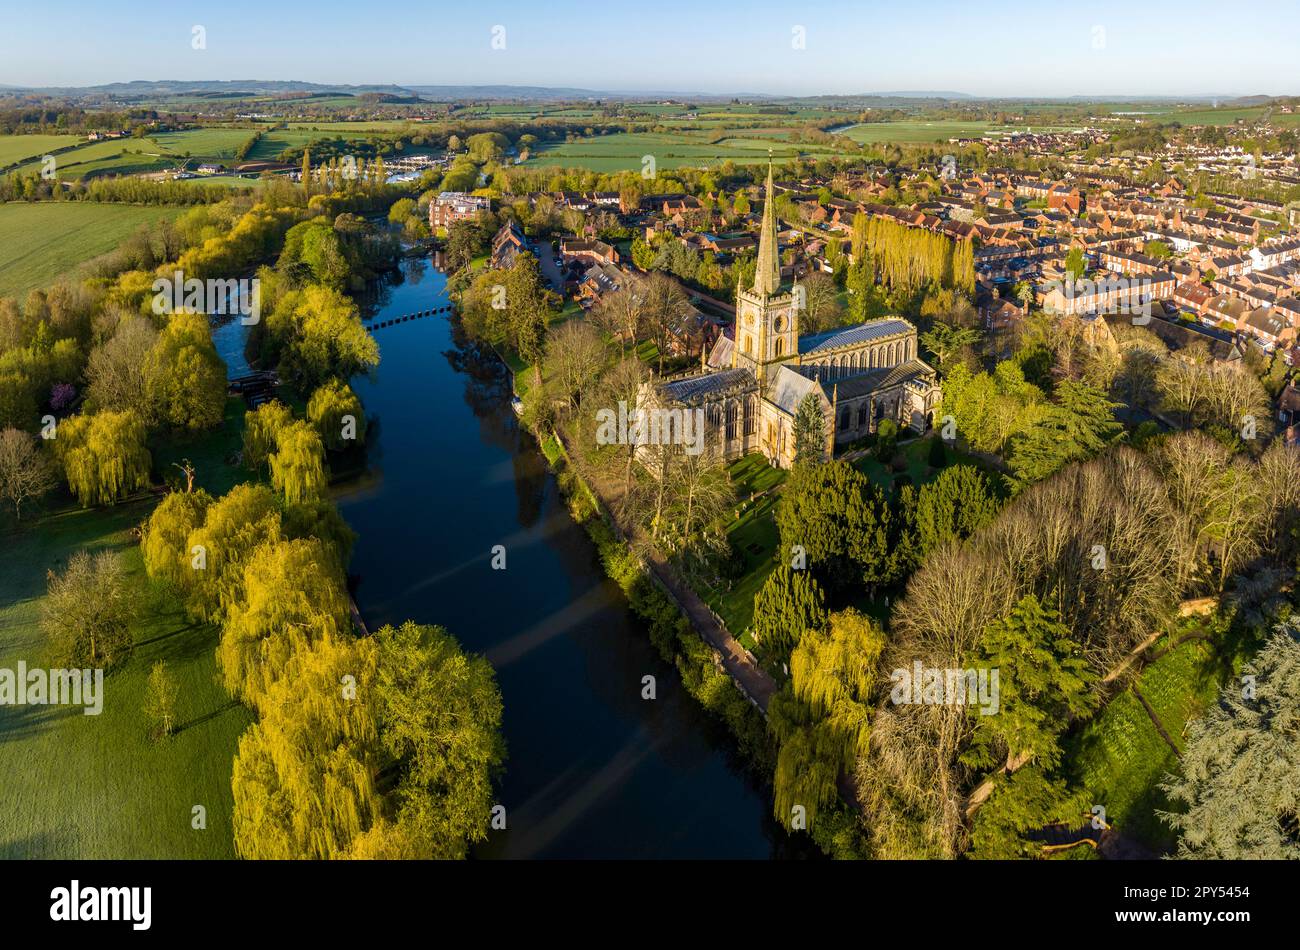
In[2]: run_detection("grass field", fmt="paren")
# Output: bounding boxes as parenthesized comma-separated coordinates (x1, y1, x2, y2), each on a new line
(1135, 106, 1300, 127)
(527, 131, 841, 172)
(146, 128, 258, 161)
(836, 120, 1080, 145)
(0, 202, 186, 301)
(0, 133, 83, 168)
(701, 454, 787, 642)
(1065, 633, 1226, 853)
(0, 406, 255, 859)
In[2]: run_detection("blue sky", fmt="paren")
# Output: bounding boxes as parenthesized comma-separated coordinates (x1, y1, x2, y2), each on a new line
(2, 0, 1297, 97)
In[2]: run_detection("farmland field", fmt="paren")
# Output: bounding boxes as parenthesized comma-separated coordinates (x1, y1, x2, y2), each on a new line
(0, 133, 84, 168)
(836, 120, 1080, 144)
(527, 130, 841, 171)
(146, 128, 259, 160)
(0, 202, 185, 300)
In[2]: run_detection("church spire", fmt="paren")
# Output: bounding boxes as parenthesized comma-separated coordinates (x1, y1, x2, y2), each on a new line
(752, 156, 780, 297)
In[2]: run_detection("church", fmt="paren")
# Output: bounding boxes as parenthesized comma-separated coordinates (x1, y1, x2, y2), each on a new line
(640, 163, 942, 469)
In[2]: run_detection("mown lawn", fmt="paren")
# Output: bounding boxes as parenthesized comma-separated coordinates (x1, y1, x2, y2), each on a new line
(700, 454, 786, 644)
(0, 410, 254, 859)
(0, 202, 185, 300)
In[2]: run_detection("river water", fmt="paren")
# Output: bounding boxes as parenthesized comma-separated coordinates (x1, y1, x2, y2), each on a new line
(230, 255, 789, 858)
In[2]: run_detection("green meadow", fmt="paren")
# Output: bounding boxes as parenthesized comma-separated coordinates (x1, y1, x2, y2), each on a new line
(0, 402, 255, 859)
(0, 133, 84, 169)
(527, 130, 840, 172)
(0, 202, 186, 301)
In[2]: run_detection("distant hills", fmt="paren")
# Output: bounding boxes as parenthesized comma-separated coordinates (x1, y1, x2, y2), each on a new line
(0, 80, 1291, 106)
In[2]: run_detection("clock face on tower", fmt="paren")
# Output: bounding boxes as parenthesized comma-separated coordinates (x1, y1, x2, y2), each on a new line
(773, 315, 786, 334)
(744, 309, 754, 327)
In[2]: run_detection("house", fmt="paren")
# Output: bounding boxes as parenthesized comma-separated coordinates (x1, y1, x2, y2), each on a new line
(577, 262, 629, 302)
(1173, 281, 1215, 314)
(559, 237, 620, 266)
(490, 220, 529, 270)
(1241, 307, 1296, 350)
(429, 192, 491, 230)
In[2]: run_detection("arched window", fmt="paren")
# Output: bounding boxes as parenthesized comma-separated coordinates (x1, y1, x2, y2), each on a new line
(743, 335, 752, 356)
(839, 408, 850, 430)
(725, 400, 737, 440)
(774, 337, 784, 357)
(744, 397, 757, 436)
(870, 347, 878, 368)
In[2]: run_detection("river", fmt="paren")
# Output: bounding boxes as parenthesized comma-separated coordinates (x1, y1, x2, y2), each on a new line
(226, 255, 791, 858)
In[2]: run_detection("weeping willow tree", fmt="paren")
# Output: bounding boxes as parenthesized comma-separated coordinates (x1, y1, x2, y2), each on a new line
(269, 418, 327, 504)
(216, 538, 350, 714)
(232, 635, 381, 860)
(182, 483, 284, 622)
(242, 400, 293, 473)
(54, 409, 151, 507)
(306, 378, 366, 453)
(771, 608, 885, 831)
(141, 488, 213, 591)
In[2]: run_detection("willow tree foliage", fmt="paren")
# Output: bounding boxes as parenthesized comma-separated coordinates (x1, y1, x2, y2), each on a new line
(242, 400, 293, 473)
(182, 483, 284, 622)
(144, 310, 227, 433)
(307, 378, 367, 453)
(352, 622, 506, 859)
(269, 419, 327, 504)
(141, 488, 213, 591)
(54, 410, 151, 507)
(771, 609, 886, 830)
(232, 635, 382, 860)
(217, 538, 350, 714)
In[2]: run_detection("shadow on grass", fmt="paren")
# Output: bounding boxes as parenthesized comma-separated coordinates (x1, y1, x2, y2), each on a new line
(174, 699, 242, 735)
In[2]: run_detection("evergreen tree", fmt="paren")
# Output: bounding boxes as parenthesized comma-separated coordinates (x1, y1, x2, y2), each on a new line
(964, 594, 1099, 773)
(752, 564, 828, 668)
(792, 392, 827, 466)
(1160, 621, 1300, 859)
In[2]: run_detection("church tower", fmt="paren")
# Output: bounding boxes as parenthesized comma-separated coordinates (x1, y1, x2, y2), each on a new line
(733, 159, 797, 383)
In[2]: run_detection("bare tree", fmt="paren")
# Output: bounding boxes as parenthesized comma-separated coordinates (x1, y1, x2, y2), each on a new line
(640, 272, 693, 374)
(589, 282, 647, 353)
(85, 315, 158, 419)
(544, 319, 607, 413)
(0, 427, 56, 520)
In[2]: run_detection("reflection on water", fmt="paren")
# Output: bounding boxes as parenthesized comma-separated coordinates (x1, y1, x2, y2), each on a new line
(333, 257, 795, 859)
